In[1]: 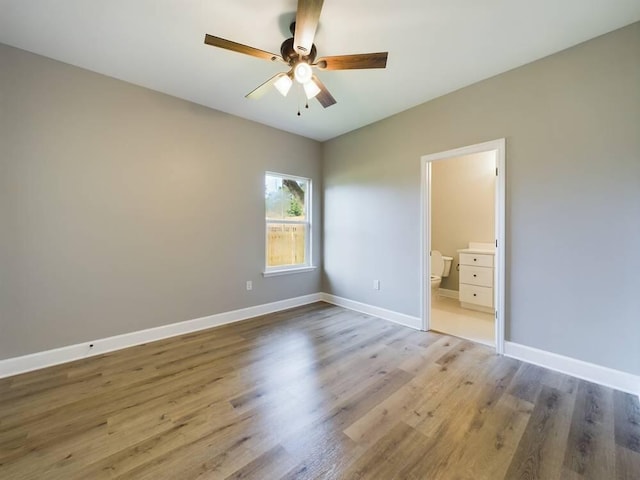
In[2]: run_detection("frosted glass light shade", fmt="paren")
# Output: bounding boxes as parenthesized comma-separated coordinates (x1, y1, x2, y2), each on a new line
(294, 62, 312, 84)
(303, 79, 321, 99)
(274, 74, 292, 96)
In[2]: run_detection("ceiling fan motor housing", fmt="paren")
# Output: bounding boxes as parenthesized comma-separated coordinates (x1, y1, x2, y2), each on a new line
(280, 37, 317, 65)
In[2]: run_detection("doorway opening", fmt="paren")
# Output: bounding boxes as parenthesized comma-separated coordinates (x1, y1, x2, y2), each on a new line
(420, 139, 505, 354)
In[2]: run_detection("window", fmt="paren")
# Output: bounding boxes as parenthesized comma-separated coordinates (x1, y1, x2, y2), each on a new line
(265, 173, 312, 273)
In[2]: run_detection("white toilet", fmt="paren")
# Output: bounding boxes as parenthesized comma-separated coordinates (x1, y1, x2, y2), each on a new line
(431, 250, 453, 294)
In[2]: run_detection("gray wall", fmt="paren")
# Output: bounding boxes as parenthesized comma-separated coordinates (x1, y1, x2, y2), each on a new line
(0, 44, 322, 359)
(323, 23, 640, 375)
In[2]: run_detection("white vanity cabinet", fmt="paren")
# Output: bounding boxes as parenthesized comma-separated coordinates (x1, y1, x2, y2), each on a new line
(457, 245, 495, 313)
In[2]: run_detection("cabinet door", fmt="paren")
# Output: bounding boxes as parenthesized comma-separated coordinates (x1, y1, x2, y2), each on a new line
(460, 266, 493, 287)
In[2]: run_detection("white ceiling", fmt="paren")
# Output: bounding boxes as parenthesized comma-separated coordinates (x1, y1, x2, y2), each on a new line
(1, 1, 639, 141)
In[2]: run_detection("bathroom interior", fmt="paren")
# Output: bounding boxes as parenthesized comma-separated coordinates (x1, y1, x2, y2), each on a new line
(430, 151, 496, 346)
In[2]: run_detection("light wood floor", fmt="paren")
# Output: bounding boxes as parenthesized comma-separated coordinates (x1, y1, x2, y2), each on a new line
(1, 303, 638, 479)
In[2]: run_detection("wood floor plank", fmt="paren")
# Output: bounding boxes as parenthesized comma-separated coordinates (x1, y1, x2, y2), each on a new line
(343, 337, 473, 450)
(107, 400, 290, 480)
(508, 362, 548, 403)
(279, 432, 362, 480)
(223, 445, 298, 480)
(406, 345, 497, 434)
(450, 392, 533, 479)
(0, 303, 635, 479)
(392, 357, 527, 479)
(341, 421, 430, 480)
(343, 361, 446, 449)
(613, 389, 640, 453)
(504, 383, 577, 480)
(0, 362, 236, 460)
(563, 380, 616, 479)
(396, 335, 462, 376)
(616, 445, 640, 480)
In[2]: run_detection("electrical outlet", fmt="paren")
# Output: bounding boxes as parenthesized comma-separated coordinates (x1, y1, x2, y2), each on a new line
(246, 281, 252, 291)
(373, 279, 380, 290)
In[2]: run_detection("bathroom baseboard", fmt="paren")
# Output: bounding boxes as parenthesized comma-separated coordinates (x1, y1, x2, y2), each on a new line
(437, 288, 459, 300)
(0, 293, 324, 379)
(504, 341, 639, 396)
(321, 293, 423, 330)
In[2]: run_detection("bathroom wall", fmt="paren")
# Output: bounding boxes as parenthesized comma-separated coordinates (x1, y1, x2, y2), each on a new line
(432, 152, 496, 290)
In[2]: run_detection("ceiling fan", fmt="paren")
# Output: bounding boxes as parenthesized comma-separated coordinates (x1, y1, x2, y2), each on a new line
(204, 0, 388, 110)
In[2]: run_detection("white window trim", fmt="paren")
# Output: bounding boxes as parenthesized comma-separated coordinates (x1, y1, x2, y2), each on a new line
(264, 172, 314, 276)
(262, 266, 317, 277)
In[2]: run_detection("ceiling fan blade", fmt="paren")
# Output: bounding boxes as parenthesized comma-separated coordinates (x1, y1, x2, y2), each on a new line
(315, 52, 388, 70)
(245, 73, 286, 99)
(204, 34, 283, 62)
(311, 75, 336, 108)
(293, 0, 324, 55)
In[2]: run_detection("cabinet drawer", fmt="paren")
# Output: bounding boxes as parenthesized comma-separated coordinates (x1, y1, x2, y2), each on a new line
(459, 253, 493, 268)
(460, 266, 493, 287)
(460, 284, 493, 307)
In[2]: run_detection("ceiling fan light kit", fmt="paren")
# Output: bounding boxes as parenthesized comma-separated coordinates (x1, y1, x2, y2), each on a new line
(274, 73, 293, 97)
(204, 0, 388, 112)
(303, 79, 321, 99)
(293, 62, 313, 84)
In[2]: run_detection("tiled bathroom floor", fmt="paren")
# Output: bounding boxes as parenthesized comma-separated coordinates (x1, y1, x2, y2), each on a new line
(430, 294, 495, 346)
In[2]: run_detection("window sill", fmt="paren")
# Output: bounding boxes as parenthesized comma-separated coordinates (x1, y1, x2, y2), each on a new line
(262, 266, 317, 277)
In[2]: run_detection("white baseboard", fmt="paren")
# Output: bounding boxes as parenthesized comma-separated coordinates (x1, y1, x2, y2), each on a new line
(4, 293, 637, 398)
(437, 288, 459, 300)
(504, 341, 640, 397)
(0, 293, 323, 379)
(321, 293, 422, 330)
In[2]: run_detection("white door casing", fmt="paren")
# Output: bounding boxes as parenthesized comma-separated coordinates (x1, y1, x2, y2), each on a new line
(420, 138, 506, 354)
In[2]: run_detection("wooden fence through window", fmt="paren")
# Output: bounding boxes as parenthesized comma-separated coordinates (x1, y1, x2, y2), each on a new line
(267, 224, 305, 266)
